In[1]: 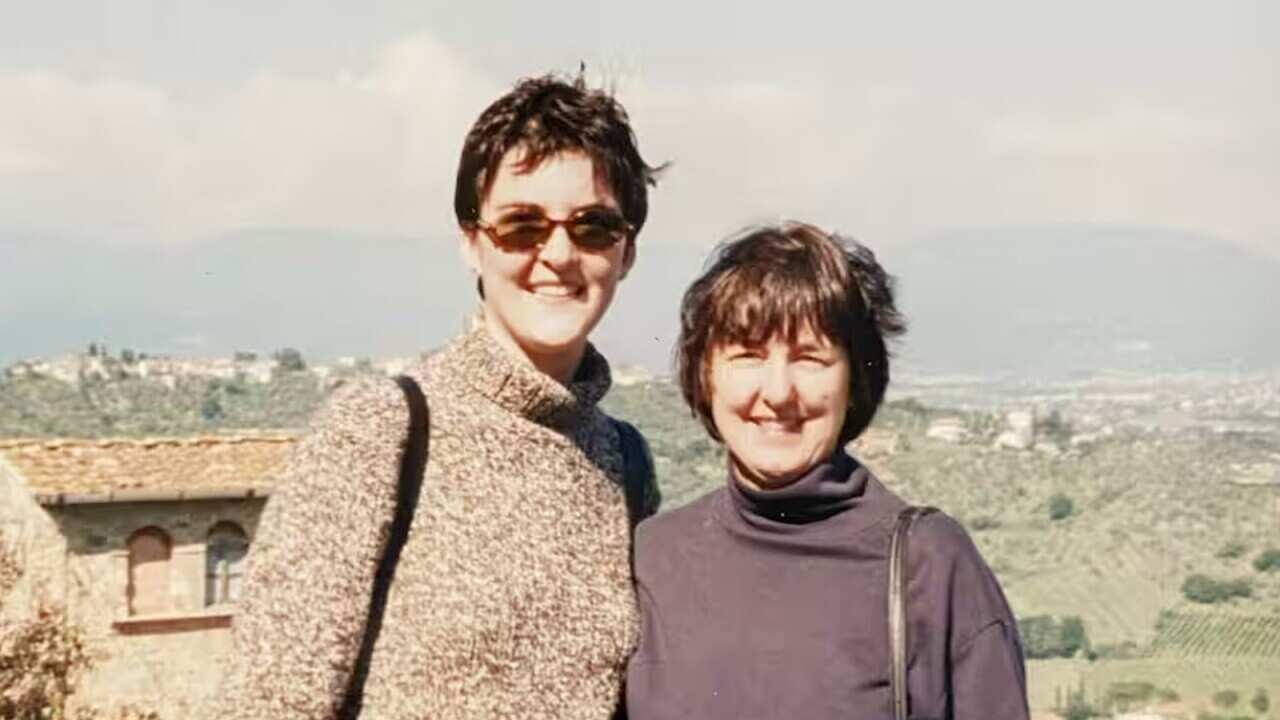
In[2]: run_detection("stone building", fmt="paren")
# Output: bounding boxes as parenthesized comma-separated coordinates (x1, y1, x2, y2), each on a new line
(0, 435, 294, 717)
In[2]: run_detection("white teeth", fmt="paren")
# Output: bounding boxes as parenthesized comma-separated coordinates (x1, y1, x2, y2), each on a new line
(530, 285, 578, 297)
(754, 419, 799, 433)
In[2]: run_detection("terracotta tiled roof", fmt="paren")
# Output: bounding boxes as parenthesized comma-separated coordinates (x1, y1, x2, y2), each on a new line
(0, 434, 297, 499)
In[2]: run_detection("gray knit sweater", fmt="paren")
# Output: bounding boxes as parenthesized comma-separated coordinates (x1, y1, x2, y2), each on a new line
(218, 323, 644, 719)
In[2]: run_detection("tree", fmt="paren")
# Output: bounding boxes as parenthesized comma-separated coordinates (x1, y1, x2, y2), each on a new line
(1060, 616, 1089, 657)
(1037, 409, 1073, 446)
(273, 347, 306, 373)
(1048, 493, 1074, 521)
(1017, 614, 1089, 659)
(200, 395, 224, 422)
(1253, 547, 1280, 572)
(1019, 615, 1058, 659)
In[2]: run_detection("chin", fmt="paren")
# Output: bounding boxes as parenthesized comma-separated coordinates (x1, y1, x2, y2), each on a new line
(738, 454, 809, 486)
(518, 324, 594, 355)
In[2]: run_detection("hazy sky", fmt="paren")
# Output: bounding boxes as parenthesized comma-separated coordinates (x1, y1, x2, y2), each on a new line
(2, 0, 1276, 257)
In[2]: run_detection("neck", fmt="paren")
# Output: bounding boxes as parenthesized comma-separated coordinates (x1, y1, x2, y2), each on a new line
(730, 455, 801, 492)
(524, 344, 586, 386)
(726, 448, 864, 526)
(480, 312, 585, 386)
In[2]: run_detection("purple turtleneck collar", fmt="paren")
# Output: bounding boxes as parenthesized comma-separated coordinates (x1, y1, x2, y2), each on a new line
(726, 448, 869, 525)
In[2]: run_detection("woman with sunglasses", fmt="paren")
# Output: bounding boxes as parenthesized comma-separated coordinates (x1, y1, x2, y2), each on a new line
(219, 74, 662, 719)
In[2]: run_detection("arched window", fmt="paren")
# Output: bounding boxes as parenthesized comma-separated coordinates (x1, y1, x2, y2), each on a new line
(205, 522, 249, 606)
(127, 527, 172, 616)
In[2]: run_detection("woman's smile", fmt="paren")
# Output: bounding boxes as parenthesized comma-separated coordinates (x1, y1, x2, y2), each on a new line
(526, 281, 585, 300)
(708, 324, 851, 490)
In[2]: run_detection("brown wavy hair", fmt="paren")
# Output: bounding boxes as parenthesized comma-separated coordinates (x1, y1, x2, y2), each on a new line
(676, 221, 907, 445)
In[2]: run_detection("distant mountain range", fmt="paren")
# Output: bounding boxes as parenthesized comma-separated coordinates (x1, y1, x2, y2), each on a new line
(3, 224, 1276, 378)
(886, 225, 1280, 377)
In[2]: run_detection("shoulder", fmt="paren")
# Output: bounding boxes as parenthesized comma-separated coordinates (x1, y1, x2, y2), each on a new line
(634, 489, 721, 567)
(905, 510, 1016, 642)
(903, 509, 995, 582)
(307, 375, 410, 450)
(908, 510, 977, 559)
(270, 374, 414, 510)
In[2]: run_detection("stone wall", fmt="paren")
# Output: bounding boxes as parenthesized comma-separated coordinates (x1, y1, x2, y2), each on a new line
(47, 497, 268, 718)
(0, 456, 66, 619)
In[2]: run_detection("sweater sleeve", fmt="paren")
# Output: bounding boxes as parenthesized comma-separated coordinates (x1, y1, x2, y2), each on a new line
(906, 512, 1030, 720)
(216, 377, 410, 719)
(951, 619, 1029, 720)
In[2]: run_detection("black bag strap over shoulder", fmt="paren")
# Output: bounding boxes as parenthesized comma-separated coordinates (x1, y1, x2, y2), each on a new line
(338, 375, 429, 720)
(612, 418, 660, 530)
(888, 505, 938, 720)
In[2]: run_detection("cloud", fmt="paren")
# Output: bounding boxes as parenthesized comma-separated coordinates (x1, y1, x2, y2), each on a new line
(0, 27, 1275, 259)
(614, 70, 1278, 254)
(0, 31, 499, 243)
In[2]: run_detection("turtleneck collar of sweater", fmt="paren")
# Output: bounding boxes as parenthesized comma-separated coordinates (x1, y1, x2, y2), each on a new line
(436, 320, 612, 431)
(720, 448, 888, 539)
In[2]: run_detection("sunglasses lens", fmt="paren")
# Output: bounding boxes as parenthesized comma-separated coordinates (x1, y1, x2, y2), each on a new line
(492, 219, 551, 250)
(569, 213, 628, 250)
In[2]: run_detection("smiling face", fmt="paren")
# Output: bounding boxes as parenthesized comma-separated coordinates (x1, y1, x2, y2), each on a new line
(462, 148, 634, 381)
(708, 324, 852, 490)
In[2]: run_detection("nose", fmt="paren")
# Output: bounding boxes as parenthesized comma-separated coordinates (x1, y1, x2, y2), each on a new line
(759, 355, 797, 409)
(537, 224, 577, 269)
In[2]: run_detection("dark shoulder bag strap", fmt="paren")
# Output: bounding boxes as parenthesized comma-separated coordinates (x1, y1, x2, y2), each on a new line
(610, 418, 658, 720)
(612, 418, 659, 530)
(338, 375, 430, 720)
(888, 505, 938, 720)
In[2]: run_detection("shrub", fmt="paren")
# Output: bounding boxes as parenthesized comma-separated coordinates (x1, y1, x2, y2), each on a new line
(1090, 641, 1140, 660)
(1253, 547, 1280, 573)
(1212, 689, 1239, 708)
(1018, 614, 1090, 659)
(1252, 688, 1270, 714)
(0, 543, 93, 719)
(1215, 541, 1247, 560)
(1105, 681, 1155, 711)
(1155, 686, 1180, 703)
(1048, 493, 1075, 521)
(1062, 685, 1099, 720)
(967, 515, 1001, 532)
(1182, 574, 1253, 604)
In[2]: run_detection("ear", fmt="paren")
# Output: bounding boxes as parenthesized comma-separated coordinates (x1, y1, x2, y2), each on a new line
(619, 238, 637, 280)
(459, 226, 482, 275)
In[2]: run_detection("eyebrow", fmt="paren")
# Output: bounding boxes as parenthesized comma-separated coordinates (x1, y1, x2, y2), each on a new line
(492, 202, 618, 214)
(793, 342, 834, 353)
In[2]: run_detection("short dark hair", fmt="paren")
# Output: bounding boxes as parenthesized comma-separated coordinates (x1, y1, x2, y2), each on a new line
(454, 73, 662, 234)
(676, 222, 907, 445)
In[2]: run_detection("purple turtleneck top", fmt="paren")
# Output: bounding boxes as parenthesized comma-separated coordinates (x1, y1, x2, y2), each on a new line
(625, 450, 1029, 720)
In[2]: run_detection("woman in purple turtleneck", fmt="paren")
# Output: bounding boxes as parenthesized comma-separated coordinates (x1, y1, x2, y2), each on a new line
(626, 222, 1029, 720)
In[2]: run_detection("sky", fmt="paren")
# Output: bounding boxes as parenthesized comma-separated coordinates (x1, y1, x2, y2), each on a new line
(1, 1, 1277, 367)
